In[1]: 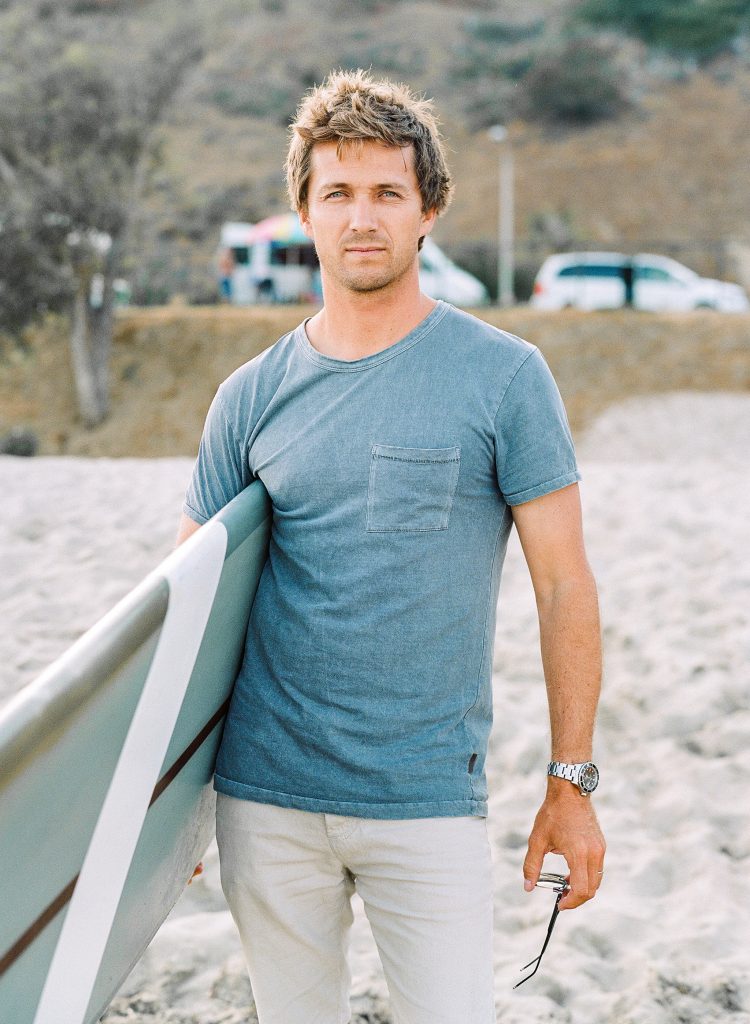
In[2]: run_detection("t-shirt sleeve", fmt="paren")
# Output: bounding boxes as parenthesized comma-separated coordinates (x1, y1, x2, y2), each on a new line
(182, 390, 251, 524)
(494, 347, 581, 506)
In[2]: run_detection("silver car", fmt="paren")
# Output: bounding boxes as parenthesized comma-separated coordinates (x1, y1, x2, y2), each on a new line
(531, 252, 750, 312)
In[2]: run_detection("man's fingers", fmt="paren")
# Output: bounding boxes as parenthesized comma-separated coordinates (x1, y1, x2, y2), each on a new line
(187, 861, 204, 885)
(588, 843, 606, 896)
(523, 833, 547, 892)
(557, 851, 589, 910)
(557, 839, 605, 910)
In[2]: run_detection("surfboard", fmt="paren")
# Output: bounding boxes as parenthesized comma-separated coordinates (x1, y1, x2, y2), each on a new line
(0, 480, 271, 1024)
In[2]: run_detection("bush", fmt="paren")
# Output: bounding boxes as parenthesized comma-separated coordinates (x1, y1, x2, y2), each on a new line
(461, 79, 518, 131)
(449, 39, 511, 82)
(519, 38, 630, 126)
(337, 41, 426, 76)
(209, 78, 298, 124)
(464, 15, 544, 45)
(577, 0, 750, 61)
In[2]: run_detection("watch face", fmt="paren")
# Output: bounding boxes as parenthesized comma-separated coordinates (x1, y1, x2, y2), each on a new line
(580, 763, 599, 792)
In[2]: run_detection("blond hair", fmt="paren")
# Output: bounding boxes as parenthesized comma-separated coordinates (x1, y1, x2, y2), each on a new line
(286, 68, 454, 217)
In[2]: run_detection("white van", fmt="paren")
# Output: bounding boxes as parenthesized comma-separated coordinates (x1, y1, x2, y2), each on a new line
(531, 252, 749, 312)
(219, 216, 489, 306)
(418, 237, 489, 306)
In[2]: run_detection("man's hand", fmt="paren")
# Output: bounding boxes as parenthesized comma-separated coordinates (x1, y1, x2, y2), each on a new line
(523, 780, 605, 911)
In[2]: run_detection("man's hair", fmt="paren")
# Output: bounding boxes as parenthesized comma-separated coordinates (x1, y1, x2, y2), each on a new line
(285, 68, 454, 217)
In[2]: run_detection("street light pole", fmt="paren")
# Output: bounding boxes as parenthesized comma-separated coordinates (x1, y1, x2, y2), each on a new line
(488, 125, 515, 307)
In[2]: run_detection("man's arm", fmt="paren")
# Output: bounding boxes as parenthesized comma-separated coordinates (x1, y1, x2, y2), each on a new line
(511, 482, 605, 911)
(175, 513, 202, 547)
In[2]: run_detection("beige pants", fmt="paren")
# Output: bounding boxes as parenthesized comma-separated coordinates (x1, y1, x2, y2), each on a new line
(216, 794, 496, 1024)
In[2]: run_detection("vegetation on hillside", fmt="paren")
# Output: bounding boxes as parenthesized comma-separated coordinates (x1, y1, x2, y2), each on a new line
(0, 9, 204, 423)
(576, 0, 750, 61)
(1, 0, 749, 381)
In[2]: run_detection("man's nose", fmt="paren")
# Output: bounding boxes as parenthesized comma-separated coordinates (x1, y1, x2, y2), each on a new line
(348, 197, 379, 233)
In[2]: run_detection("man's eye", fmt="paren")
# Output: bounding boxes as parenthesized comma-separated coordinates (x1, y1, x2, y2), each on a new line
(325, 191, 345, 199)
(381, 190, 400, 198)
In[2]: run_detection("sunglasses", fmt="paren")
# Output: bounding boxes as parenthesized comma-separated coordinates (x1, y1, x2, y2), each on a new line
(514, 872, 570, 989)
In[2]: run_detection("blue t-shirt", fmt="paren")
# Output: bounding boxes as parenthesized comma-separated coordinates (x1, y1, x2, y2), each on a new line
(183, 301, 580, 818)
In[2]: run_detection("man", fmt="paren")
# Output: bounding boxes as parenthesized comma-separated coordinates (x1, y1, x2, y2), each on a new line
(177, 69, 605, 1024)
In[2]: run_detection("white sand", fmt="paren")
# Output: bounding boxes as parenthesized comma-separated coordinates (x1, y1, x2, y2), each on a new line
(2, 391, 749, 1023)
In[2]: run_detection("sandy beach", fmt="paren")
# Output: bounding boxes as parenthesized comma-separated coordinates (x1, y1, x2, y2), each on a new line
(2, 391, 749, 1023)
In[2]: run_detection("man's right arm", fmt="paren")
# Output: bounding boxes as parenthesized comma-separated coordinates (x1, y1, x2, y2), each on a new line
(175, 513, 203, 547)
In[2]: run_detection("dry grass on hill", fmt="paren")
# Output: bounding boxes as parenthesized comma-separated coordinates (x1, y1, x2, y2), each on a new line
(2, 306, 749, 458)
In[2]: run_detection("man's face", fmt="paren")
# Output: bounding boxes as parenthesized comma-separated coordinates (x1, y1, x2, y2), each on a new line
(299, 140, 436, 296)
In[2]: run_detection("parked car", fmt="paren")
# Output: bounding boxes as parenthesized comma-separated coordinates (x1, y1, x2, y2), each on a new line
(531, 252, 750, 312)
(218, 217, 489, 306)
(418, 237, 489, 306)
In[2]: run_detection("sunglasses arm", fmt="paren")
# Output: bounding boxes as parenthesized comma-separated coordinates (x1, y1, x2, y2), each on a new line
(513, 889, 564, 989)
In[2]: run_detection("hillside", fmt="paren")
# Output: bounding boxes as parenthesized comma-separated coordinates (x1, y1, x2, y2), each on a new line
(2, 307, 749, 458)
(1, 0, 749, 301)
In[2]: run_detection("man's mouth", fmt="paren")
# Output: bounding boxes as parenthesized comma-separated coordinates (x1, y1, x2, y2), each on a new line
(344, 240, 388, 252)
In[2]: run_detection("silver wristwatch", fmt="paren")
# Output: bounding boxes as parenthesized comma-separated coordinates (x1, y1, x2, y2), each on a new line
(547, 760, 599, 796)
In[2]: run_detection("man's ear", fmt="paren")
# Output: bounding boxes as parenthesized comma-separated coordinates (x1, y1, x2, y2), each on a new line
(420, 206, 437, 237)
(299, 205, 314, 240)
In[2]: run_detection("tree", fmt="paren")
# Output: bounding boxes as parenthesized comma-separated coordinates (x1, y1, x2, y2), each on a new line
(519, 37, 630, 126)
(0, 31, 204, 427)
(576, 0, 750, 61)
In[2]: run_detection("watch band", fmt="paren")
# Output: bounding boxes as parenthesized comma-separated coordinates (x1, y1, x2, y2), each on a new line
(547, 760, 579, 783)
(547, 760, 599, 795)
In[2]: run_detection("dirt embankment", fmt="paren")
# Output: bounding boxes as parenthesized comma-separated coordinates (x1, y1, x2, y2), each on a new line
(1, 306, 749, 458)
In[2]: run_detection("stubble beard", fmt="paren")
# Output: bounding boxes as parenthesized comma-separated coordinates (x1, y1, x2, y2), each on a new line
(326, 243, 418, 295)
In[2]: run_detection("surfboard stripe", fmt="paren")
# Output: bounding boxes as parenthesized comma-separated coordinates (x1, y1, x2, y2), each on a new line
(149, 695, 231, 807)
(0, 694, 233, 980)
(32, 521, 229, 1024)
(0, 879, 78, 979)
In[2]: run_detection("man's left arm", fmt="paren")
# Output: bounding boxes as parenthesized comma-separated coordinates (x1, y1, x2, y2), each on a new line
(511, 482, 606, 911)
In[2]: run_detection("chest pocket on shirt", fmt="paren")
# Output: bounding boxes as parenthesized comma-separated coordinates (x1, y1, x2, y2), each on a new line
(366, 444, 461, 533)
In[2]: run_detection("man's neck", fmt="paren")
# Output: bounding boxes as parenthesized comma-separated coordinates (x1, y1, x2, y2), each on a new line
(304, 283, 437, 362)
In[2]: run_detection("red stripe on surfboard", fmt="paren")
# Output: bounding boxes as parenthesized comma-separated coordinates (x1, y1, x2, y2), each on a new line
(0, 696, 231, 979)
(0, 877, 78, 978)
(149, 697, 231, 807)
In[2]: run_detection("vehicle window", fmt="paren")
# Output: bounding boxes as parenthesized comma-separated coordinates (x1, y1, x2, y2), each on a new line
(635, 266, 672, 282)
(232, 247, 249, 266)
(557, 264, 622, 278)
(269, 243, 319, 268)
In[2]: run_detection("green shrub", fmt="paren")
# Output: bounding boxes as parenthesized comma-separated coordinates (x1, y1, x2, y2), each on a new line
(461, 80, 518, 131)
(448, 15, 548, 127)
(337, 42, 425, 76)
(519, 38, 630, 125)
(449, 39, 510, 82)
(207, 72, 300, 125)
(577, 0, 750, 60)
(464, 15, 544, 45)
(500, 55, 535, 81)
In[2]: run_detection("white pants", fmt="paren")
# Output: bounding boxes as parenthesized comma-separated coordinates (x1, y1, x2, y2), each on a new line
(216, 794, 496, 1024)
